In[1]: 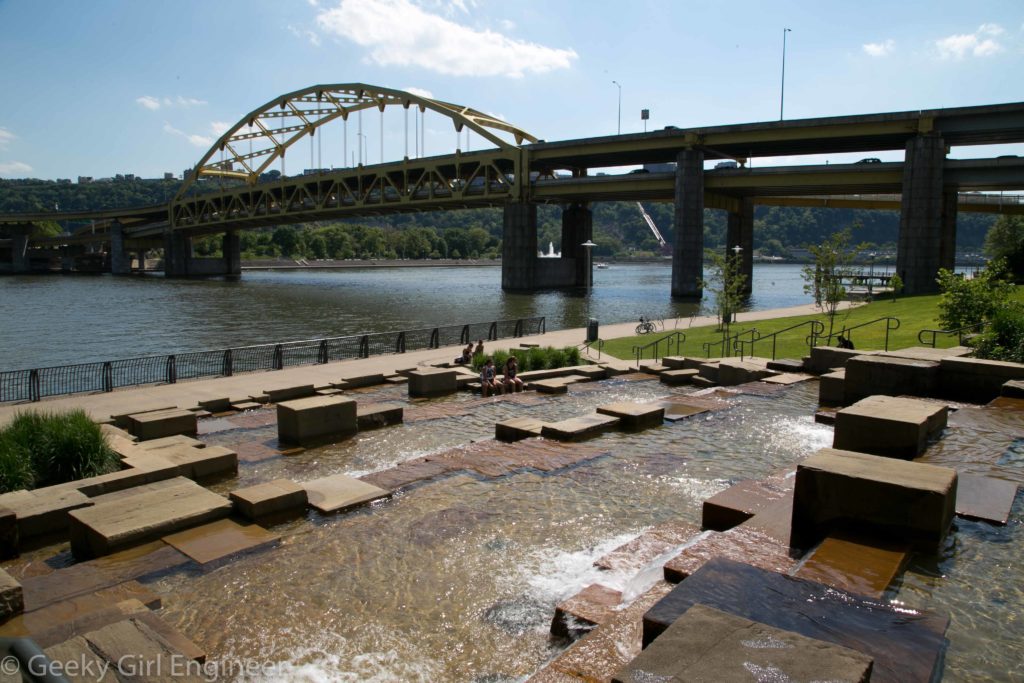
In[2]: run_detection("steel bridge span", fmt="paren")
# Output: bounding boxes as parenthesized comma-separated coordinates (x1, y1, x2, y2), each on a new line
(3, 84, 1024, 295)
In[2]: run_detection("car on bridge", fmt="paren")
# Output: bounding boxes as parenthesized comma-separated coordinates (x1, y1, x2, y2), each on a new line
(855, 157, 882, 164)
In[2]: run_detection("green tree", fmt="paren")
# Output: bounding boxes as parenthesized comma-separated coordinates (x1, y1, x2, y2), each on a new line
(983, 215, 1024, 282)
(272, 226, 299, 257)
(936, 258, 1014, 330)
(702, 248, 748, 339)
(801, 227, 865, 339)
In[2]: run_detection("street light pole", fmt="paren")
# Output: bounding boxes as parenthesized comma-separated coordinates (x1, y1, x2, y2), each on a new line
(780, 28, 792, 120)
(581, 240, 597, 288)
(612, 80, 621, 135)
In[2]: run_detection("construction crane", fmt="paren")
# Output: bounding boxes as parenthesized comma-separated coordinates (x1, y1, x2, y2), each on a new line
(635, 202, 670, 253)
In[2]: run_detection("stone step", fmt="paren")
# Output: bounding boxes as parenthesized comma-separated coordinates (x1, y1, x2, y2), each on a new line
(125, 408, 198, 442)
(956, 473, 1019, 525)
(643, 557, 949, 683)
(407, 368, 458, 398)
(356, 402, 404, 430)
(595, 402, 664, 430)
(691, 375, 716, 387)
(230, 479, 307, 520)
(659, 368, 699, 386)
(795, 533, 910, 600)
(701, 478, 792, 531)
(76, 618, 208, 682)
(550, 583, 622, 638)
(111, 406, 177, 430)
(278, 395, 357, 446)
(0, 567, 23, 621)
(659, 401, 711, 422)
(302, 473, 391, 514)
(337, 372, 385, 389)
(834, 395, 948, 459)
(637, 361, 668, 374)
(530, 378, 569, 394)
(819, 369, 846, 405)
(766, 358, 806, 372)
(662, 526, 795, 583)
(229, 401, 262, 411)
(541, 414, 620, 441)
(594, 519, 699, 573)
(162, 518, 280, 565)
(68, 478, 233, 559)
(0, 487, 92, 543)
(762, 372, 814, 385)
(263, 384, 316, 403)
(495, 417, 547, 442)
(617, 604, 872, 683)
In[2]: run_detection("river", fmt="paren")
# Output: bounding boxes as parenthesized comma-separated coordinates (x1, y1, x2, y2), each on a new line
(0, 262, 816, 370)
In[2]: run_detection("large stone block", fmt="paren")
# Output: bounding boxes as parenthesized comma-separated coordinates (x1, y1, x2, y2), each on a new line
(0, 567, 24, 621)
(356, 403, 404, 430)
(818, 369, 845, 405)
(844, 355, 939, 404)
(264, 384, 315, 403)
(407, 368, 458, 398)
(659, 368, 699, 386)
(0, 487, 93, 541)
(68, 478, 232, 559)
(616, 604, 873, 683)
(717, 359, 774, 386)
(791, 448, 957, 552)
(277, 395, 357, 446)
(0, 506, 17, 559)
(595, 402, 664, 430)
(338, 372, 386, 389)
(541, 414, 620, 441)
(939, 356, 1024, 404)
(805, 346, 873, 375)
(794, 533, 909, 600)
(495, 417, 546, 442)
(834, 395, 946, 459)
(230, 479, 308, 520)
(302, 474, 390, 514)
(125, 408, 198, 441)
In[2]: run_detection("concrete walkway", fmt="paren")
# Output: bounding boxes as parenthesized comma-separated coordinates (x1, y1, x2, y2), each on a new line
(0, 302, 840, 426)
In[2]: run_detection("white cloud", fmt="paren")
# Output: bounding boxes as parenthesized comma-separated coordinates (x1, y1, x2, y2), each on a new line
(287, 24, 321, 46)
(316, 0, 577, 78)
(163, 123, 213, 148)
(209, 121, 232, 136)
(137, 95, 207, 110)
(0, 127, 15, 149)
(0, 161, 32, 175)
(936, 23, 1004, 59)
(404, 86, 434, 99)
(862, 39, 894, 57)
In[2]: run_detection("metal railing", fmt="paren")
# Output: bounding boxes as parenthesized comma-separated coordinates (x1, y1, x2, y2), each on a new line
(0, 316, 546, 403)
(581, 338, 605, 360)
(821, 316, 901, 351)
(633, 331, 686, 367)
(918, 322, 984, 348)
(735, 320, 825, 360)
(703, 328, 757, 358)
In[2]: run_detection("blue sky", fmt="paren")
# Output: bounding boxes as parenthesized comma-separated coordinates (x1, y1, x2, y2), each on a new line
(0, 0, 1022, 180)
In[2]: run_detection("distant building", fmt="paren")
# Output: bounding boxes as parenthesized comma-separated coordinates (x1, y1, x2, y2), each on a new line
(77, 176, 93, 184)
(57, 178, 71, 185)
(164, 172, 175, 181)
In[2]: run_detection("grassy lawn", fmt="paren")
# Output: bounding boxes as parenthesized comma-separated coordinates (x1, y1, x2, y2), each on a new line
(601, 294, 961, 363)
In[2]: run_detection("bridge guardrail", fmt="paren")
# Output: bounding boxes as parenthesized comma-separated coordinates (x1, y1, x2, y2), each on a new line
(0, 316, 546, 404)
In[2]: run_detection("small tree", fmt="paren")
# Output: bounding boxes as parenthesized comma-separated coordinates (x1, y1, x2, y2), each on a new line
(702, 248, 749, 344)
(801, 227, 865, 339)
(888, 273, 903, 303)
(983, 215, 1024, 283)
(936, 258, 1014, 330)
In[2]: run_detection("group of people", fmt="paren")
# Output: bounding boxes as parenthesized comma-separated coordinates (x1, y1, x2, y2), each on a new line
(479, 355, 524, 397)
(455, 339, 485, 365)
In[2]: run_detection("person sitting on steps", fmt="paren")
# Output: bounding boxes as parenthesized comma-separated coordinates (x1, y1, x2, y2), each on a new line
(503, 355, 524, 393)
(480, 357, 501, 397)
(474, 339, 485, 357)
(455, 343, 473, 364)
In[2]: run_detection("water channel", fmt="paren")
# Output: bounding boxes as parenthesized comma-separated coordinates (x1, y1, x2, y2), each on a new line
(0, 262, 811, 370)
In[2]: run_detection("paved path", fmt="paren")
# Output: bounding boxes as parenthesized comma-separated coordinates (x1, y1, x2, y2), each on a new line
(0, 302, 839, 426)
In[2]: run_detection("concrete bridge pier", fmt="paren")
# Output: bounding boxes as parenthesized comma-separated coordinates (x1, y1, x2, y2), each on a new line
(897, 134, 949, 294)
(671, 150, 705, 298)
(8, 224, 31, 273)
(561, 202, 593, 287)
(725, 197, 755, 296)
(163, 229, 241, 277)
(109, 221, 130, 275)
(501, 202, 538, 290)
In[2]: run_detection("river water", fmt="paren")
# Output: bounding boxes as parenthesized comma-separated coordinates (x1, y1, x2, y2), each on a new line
(0, 263, 811, 371)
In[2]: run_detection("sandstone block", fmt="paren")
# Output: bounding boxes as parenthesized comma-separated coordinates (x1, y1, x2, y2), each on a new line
(495, 417, 546, 442)
(197, 397, 232, 412)
(833, 395, 947, 459)
(794, 533, 909, 600)
(767, 358, 806, 372)
(660, 356, 688, 369)
(157, 444, 238, 479)
(844, 355, 939, 404)
(541, 414, 620, 441)
(230, 479, 308, 520)
(791, 448, 957, 552)
(303, 474, 390, 514)
(277, 395, 357, 446)
(0, 566, 24, 621)
(68, 478, 232, 559)
(111, 406, 176, 430)
(126, 408, 198, 441)
(230, 401, 261, 411)
(717, 359, 774, 386)
(339, 372, 385, 388)
(637, 361, 668, 374)
(264, 384, 315, 403)
(407, 368, 458, 398)
(659, 368, 698, 386)
(0, 487, 92, 541)
(595, 402, 664, 430)
(805, 346, 873, 375)
(531, 378, 569, 394)
(818, 369, 845, 405)
(616, 604, 872, 683)
(939, 356, 1024, 403)
(162, 518, 279, 565)
(551, 584, 622, 638)
(697, 361, 720, 383)
(0, 506, 17, 559)
(357, 403, 404, 430)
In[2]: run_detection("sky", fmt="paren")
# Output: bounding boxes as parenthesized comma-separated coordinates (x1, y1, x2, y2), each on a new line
(0, 0, 1022, 180)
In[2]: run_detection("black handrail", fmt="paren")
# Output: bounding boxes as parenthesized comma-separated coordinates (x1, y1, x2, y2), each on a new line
(821, 316, 901, 351)
(581, 338, 605, 360)
(0, 315, 546, 403)
(735, 320, 825, 360)
(632, 331, 686, 367)
(917, 322, 985, 348)
(703, 328, 756, 359)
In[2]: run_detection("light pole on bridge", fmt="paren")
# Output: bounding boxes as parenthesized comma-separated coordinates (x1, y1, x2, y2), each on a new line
(780, 28, 792, 120)
(612, 80, 621, 135)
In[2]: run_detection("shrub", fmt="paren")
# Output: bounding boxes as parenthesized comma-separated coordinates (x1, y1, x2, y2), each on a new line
(972, 306, 1024, 363)
(526, 347, 548, 371)
(937, 259, 1014, 330)
(0, 433, 34, 493)
(471, 345, 582, 374)
(0, 410, 120, 491)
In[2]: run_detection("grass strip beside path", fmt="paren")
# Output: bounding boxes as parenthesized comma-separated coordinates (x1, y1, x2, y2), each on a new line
(601, 294, 960, 363)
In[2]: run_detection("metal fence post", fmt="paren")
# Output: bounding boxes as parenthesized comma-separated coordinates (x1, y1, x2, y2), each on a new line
(461, 325, 469, 345)
(514, 319, 523, 337)
(102, 362, 113, 393)
(223, 349, 233, 377)
(318, 340, 329, 364)
(29, 369, 40, 402)
(430, 328, 439, 349)
(541, 317, 546, 334)
(359, 335, 369, 358)
(273, 345, 283, 370)
(488, 322, 497, 341)
(396, 332, 406, 354)
(166, 355, 177, 384)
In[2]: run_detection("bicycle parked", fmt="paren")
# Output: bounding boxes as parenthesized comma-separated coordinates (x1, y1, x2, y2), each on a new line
(636, 316, 658, 335)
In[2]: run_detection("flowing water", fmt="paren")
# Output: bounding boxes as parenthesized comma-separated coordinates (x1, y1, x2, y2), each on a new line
(130, 378, 1022, 682)
(0, 263, 810, 370)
